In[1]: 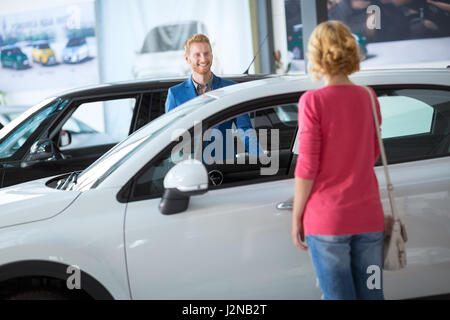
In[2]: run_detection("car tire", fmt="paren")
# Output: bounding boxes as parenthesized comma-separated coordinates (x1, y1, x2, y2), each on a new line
(13, 62, 18, 70)
(8, 290, 69, 300)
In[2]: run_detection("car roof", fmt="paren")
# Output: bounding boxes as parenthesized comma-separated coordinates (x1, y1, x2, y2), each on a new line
(67, 38, 86, 43)
(204, 68, 450, 101)
(1, 45, 20, 50)
(54, 74, 276, 100)
(148, 20, 206, 30)
(55, 68, 450, 101)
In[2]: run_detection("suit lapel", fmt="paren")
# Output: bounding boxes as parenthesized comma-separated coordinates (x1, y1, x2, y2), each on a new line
(184, 77, 198, 100)
(211, 73, 221, 90)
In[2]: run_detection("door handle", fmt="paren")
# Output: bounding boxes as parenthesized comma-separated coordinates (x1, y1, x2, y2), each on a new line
(276, 201, 293, 211)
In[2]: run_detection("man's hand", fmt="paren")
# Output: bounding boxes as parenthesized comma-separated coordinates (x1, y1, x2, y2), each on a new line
(427, 0, 450, 12)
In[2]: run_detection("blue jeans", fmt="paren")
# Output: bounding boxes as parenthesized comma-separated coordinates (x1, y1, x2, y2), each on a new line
(306, 232, 385, 300)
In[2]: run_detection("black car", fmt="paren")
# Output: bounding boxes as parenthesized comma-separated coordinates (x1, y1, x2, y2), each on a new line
(0, 75, 269, 188)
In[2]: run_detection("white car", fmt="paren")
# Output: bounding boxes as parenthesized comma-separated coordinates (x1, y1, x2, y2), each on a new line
(63, 38, 89, 64)
(131, 21, 222, 79)
(0, 69, 449, 300)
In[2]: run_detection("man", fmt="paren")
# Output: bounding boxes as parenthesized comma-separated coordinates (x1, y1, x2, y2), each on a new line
(165, 34, 232, 111)
(165, 34, 259, 161)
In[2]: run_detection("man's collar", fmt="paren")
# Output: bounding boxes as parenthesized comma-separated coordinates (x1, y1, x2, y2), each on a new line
(191, 73, 214, 94)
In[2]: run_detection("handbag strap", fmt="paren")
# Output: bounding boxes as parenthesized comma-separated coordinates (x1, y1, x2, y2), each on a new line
(363, 86, 398, 220)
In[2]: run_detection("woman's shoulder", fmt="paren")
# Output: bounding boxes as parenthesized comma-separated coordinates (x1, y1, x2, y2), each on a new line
(299, 85, 369, 108)
(299, 87, 337, 103)
(316, 84, 369, 98)
(299, 88, 319, 102)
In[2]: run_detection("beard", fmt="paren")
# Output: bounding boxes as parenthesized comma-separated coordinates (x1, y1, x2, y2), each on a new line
(192, 62, 212, 75)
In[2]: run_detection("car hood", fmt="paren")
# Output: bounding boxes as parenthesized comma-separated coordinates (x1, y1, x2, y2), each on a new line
(0, 177, 81, 229)
(63, 46, 82, 55)
(39, 49, 54, 56)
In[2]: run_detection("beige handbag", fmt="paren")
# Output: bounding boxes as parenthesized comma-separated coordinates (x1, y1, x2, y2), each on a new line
(364, 86, 408, 271)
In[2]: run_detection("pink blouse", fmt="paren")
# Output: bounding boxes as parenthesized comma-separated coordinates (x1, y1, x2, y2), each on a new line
(295, 85, 385, 236)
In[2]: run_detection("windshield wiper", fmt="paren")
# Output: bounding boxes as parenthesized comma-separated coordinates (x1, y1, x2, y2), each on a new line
(57, 171, 81, 190)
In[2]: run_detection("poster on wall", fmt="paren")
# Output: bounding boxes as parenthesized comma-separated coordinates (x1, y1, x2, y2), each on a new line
(96, 0, 255, 83)
(0, 1, 98, 93)
(284, 0, 450, 71)
(131, 20, 220, 79)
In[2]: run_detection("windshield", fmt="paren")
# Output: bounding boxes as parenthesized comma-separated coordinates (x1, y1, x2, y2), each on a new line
(67, 39, 86, 47)
(141, 22, 205, 53)
(72, 94, 216, 191)
(0, 98, 66, 159)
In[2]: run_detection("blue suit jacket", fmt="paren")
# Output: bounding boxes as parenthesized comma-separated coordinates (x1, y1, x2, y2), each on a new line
(165, 74, 234, 113)
(165, 74, 260, 159)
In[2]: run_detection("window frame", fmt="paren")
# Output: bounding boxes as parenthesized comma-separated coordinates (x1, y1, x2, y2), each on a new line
(131, 90, 168, 133)
(0, 98, 69, 162)
(374, 84, 450, 165)
(47, 94, 141, 148)
(118, 92, 303, 204)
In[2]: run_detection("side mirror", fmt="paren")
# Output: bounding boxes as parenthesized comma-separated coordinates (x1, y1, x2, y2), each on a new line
(59, 130, 72, 147)
(24, 139, 56, 163)
(159, 159, 209, 215)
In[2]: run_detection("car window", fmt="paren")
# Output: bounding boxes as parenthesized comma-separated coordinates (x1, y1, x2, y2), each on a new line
(131, 102, 299, 201)
(378, 96, 434, 139)
(378, 88, 450, 163)
(133, 91, 168, 132)
(63, 118, 97, 134)
(67, 39, 86, 47)
(60, 98, 136, 150)
(72, 100, 199, 191)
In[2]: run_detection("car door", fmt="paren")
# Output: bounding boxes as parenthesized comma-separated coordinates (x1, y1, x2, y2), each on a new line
(5, 50, 13, 67)
(374, 86, 450, 299)
(124, 95, 322, 299)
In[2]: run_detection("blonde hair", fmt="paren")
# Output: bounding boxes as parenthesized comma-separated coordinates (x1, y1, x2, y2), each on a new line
(184, 34, 212, 56)
(307, 21, 363, 80)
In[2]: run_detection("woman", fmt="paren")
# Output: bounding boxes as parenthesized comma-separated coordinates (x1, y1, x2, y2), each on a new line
(291, 21, 385, 300)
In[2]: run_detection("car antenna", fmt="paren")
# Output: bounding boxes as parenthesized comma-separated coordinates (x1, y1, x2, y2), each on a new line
(243, 33, 269, 75)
